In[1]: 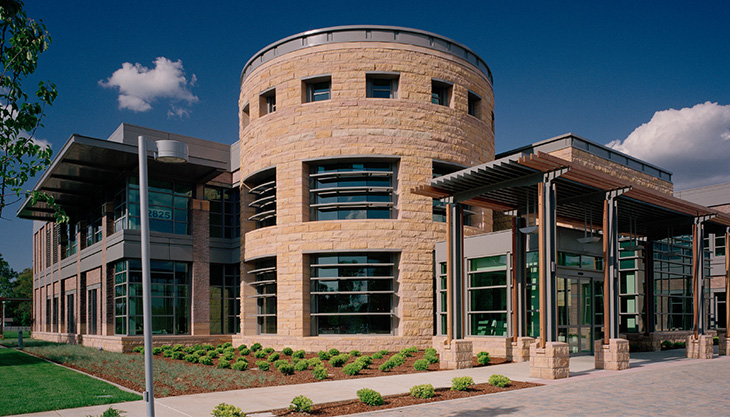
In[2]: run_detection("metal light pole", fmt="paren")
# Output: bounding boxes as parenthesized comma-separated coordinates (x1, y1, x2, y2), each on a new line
(138, 136, 188, 417)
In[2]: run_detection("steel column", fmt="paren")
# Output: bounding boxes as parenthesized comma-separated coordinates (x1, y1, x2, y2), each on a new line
(692, 215, 715, 337)
(601, 188, 628, 343)
(512, 216, 526, 340)
(446, 203, 465, 340)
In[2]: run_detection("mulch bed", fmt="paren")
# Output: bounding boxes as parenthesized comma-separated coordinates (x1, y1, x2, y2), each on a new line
(271, 381, 541, 416)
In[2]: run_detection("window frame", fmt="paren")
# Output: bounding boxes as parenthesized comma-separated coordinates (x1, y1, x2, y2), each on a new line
(466, 254, 509, 337)
(431, 79, 452, 107)
(366, 72, 399, 99)
(248, 257, 277, 335)
(259, 87, 276, 116)
(303, 75, 332, 103)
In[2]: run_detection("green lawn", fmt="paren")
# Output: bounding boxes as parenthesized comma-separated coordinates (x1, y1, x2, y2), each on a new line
(0, 348, 140, 416)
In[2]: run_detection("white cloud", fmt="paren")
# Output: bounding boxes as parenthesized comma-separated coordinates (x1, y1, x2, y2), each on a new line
(99, 57, 198, 117)
(607, 102, 730, 190)
(31, 137, 51, 149)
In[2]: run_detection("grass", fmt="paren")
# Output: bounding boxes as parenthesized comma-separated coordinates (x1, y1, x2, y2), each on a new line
(0, 348, 140, 416)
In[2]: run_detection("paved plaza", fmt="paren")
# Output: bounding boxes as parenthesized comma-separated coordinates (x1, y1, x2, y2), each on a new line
(12, 348, 729, 417)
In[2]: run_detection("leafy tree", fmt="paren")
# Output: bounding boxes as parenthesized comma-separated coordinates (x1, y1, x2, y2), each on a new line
(11, 267, 31, 325)
(0, 0, 64, 221)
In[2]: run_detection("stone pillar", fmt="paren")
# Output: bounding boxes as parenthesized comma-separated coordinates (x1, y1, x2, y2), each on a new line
(686, 335, 713, 359)
(594, 338, 630, 370)
(719, 334, 730, 356)
(529, 341, 569, 379)
(440, 339, 473, 370)
(510, 337, 534, 362)
(191, 199, 211, 335)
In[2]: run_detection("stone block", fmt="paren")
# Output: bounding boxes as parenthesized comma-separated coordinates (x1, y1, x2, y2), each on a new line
(719, 335, 730, 356)
(529, 341, 569, 379)
(510, 337, 534, 362)
(686, 335, 714, 360)
(594, 339, 630, 370)
(439, 339, 473, 370)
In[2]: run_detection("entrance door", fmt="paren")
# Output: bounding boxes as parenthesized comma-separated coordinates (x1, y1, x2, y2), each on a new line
(557, 273, 603, 354)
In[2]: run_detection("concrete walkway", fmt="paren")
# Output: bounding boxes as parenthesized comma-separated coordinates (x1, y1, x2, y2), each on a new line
(11, 348, 727, 417)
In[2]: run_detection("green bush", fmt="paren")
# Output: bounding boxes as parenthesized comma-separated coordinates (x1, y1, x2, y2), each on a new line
(198, 356, 213, 366)
(217, 359, 231, 369)
(328, 348, 340, 356)
(160, 344, 171, 351)
(132, 346, 143, 353)
(389, 353, 406, 367)
(451, 376, 474, 391)
(172, 344, 184, 352)
(282, 347, 293, 356)
(202, 344, 215, 351)
(357, 388, 384, 406)
(476, 351, 490, 365)
(193, 344, 204, 351)
(294, 360, 309, 371)
(183, 346, 195, 354)
(409, 384, 435, 399)
(399, 346, 417, 357)
(317, 350, 331, 361)
(209, 351, 219, 359)
(171, 351, 185, 360)
(378, 349, 389, 355)
(223, 347, 236, 355)
(255, 360, 270, 371)
(308, 357, 323, 367)
(358, 355, 372, 365)
(413, 359, 429, 371)
(267, 352, 280, 362)
(184, 354, 197, 363)
(378, 361, 395, 372)
(312, 365, 328, 380)
(372, 352, 384, 359)
(424, 352, 439, 364)
(289, 395, 314, 413)
(86, 406, 126, 417)
(211, 403, 245, 417)
(223, 352, 235, 361)
(278, 362, 295, 375)
(236, 356, 248, 363)
(237, 344, 247, 351)
(254, 350, 267, 359)
(329, 354, 349, 367)
(251, 342, 262, 351)
(163, 349, 173, 358)
(222, 342, 233, 349)
(215, 348, 225, 355)
(273, 359, 289, 369)
(292, 349, 306, 359)
(342, 362, 363, 375)
(231, 360, 248, 371)
(239, 348, 251, 356)
(194, 349, 206, 357)
(488, 374, 511, 388)
(349, 349, 362, 357)
(425, 347, 437, 356)
(263, 347, 275, 354)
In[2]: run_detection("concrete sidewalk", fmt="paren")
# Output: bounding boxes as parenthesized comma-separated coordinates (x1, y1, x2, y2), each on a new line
(10, 349, 718, 417)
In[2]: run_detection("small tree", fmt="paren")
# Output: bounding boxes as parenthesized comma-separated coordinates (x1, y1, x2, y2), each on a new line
(0, 0, 63, 221)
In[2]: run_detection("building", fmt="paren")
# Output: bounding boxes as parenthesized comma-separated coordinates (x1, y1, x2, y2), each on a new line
(19, 26, 729, 360)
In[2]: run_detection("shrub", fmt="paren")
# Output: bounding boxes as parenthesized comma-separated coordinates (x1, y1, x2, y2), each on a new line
(410, 384, 435, 399)
(424, 351, 439, 364)
(451, 376, 474, 391)
(211, 403, 245, 417)
(476, 351, 490, 365)
(488, 374, 511, 388)
(317, 350, 331, 361)
(87, 406, 126, 417)
(342, 362, 363, 375)
(183, 346, 195, 354)
(198, 355, 213, 366)
(308, 357, 323, 367)
(278, 362, 295, 375)
(294, 360, 309, 371)
(132, 346, 143, 353)
(237, 344, 247, 351)
(263, 347, 274, 354)
(223, 352, 235, 361)
(372, 352, 384, 359)
(357, 388, 384, 406)
(413, 359, 429, 371)
(209, 351, 219, 359)
(292, 349, 306, 359)
(255, 360, 270, 371)
(282, 347, 293, 356)
(254, 350, 267, 359)
(328, 348, 340, 356)
(267, 352, 280, 362)
(222, 342, 233, 349)
(192, 344, 203, 351)
(236, 356, 248, 363)
(329, 354, 349, 367)
(378, 349, 389, 355)
(251, 342, 262, 352)
(231, 360, 248, 371)
(215, 348, 225, 355)
(194, 349, 207, 357)
(289, 395, 314, 413)
(378, 361, 395, 372)
(171, 351, 185, 360)
(163, 349, 173, 358)
(239, 348, 251, 356)
(223, 347, 236, 355)
(312, 365, 328, 380)
(358, 355, 372, 365)
(273, 359, 289, 369)
(160, 344, 171, 351)
(202, 344, 214, 351)
(399, 349, 413, 358)
(425, 347, 437, 356)
(184, 354, 197, 363)
(389, 353, 406, 367)
(171, 344, 184, 352)
(349, 349, 362, 357)
(217, 359, 231, 369)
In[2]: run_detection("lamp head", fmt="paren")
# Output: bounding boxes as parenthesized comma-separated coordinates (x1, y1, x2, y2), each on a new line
(155, 140, 188, 163)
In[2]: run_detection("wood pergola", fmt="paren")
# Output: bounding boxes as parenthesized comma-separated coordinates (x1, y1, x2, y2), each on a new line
(415, 151, 730, 347)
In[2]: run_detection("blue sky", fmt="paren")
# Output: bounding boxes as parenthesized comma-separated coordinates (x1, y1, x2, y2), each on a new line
(1, 0, 729, 271)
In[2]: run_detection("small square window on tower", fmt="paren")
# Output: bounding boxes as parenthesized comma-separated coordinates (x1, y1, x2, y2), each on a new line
(468, 91, 481, 118)
(366, 72, 399, 99)
(303, 75, 331, 102)
(259, 87, 276, 116)
(431, 79, 452, 106)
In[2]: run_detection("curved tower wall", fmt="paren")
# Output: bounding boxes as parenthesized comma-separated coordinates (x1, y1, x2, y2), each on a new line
(235, 26, 495, 351)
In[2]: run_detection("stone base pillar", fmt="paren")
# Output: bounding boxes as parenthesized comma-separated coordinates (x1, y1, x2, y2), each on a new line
(440, 339, 473, 370)
(529, 341, 569, 379)
(510, 337, 534, 362)
(594, 338, 630, 370)
(719, 334, 730, 356)
(686, 335, 714, 359)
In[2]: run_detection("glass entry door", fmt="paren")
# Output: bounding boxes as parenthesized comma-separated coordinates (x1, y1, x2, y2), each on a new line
(557, 273, 603, 355)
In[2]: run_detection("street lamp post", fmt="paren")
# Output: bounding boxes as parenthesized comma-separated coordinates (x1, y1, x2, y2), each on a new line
(138, 136, 188, 417)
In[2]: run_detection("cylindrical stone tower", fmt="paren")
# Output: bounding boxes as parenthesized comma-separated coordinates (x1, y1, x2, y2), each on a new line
(234, 26, 494, 351)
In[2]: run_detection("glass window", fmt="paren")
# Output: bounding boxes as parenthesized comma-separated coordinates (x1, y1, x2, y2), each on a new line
(467, 255, 508, 336)
(210, 264, 240, 334)
(260, 88, 276, 115)
(248, 258, 277, 335)
(652, 236, 697, 331)
(716, 235, 726, 257)
(114, 176, 191, 235)
(310, 252, 396, 335)
(310, 161, 395, 221)
(431, 80, 451, 106)
(366, 74, 398, 99)
(467, 91, 481, 117)
(304, 76, 331, 102)
(204, 186, 240, 238)
(245, 168, 276, 228)
(525, 252, 539, 338)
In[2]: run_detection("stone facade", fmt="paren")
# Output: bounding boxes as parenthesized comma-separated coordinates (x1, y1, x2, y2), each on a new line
(439, 339, 474, 370)
(511, 337, 534, 362)
(235, 28, 494, 351)
(529, 341, 569, 379)
(719, 334, 730, 356)
(686, 335, 714, 359)
(594, 339, 630, 370)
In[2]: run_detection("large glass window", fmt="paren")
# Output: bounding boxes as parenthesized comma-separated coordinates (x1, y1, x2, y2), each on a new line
(246, 169, 276, 228)
(113, 177, 192, 235)
(304, 76, 331, 102)
(113, 259, 191, 335)
(249, 258, 277, 334)
(618, 240, 643, 333)
(525, 252, 539, 338)
(86, 204, 103, 248)
(204, 187, 240, 238)
(468, 255, 508, 336)
(210, 264, 240, 334)
(310, 161, 395, 221)
(310, 252, 396, 335)
(436, 262, 447, 335)
(88, 288, 98, 335)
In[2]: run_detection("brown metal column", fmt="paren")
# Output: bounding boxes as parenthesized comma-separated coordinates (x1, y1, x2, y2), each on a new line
(538, 182, 546, 348)
(446, 203, 453, 344)
(603, 199, 610, 345)
(511, 217, 519, 342)
(692, 223, 699, 339)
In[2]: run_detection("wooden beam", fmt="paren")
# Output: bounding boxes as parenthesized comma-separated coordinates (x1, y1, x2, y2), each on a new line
(538, 181, 546, 349)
